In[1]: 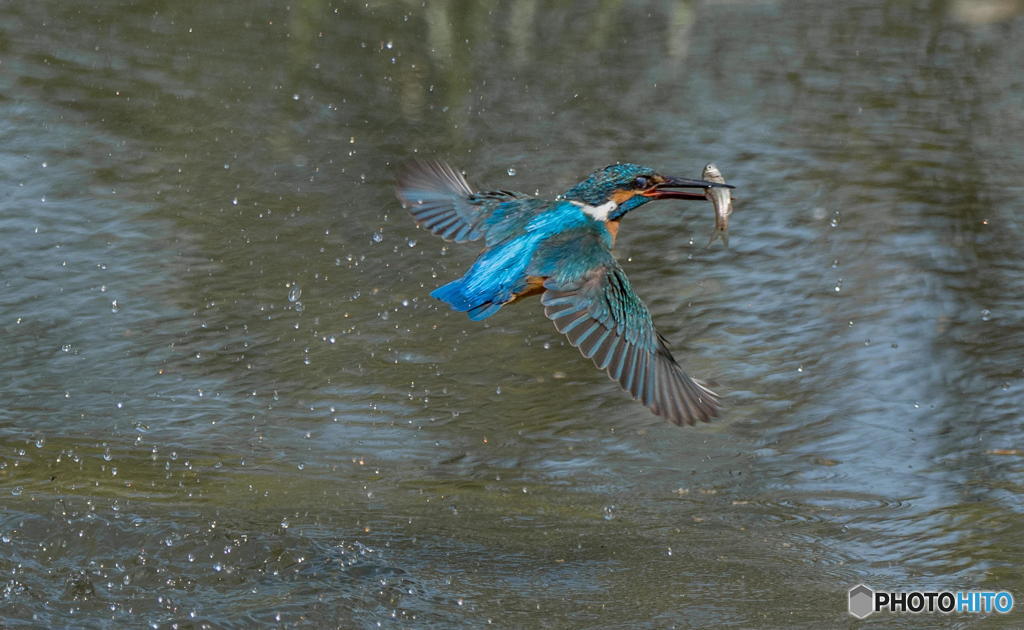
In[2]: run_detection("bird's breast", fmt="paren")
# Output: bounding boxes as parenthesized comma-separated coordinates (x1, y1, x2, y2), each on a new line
(605, 219, 621, 245)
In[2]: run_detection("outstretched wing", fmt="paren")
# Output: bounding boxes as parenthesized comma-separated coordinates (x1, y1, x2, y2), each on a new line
(395, 160, 528, 243)
(532, 231, 719, 425)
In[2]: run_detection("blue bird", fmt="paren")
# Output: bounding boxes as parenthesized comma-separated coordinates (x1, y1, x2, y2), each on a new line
(396, 160, 734, 426)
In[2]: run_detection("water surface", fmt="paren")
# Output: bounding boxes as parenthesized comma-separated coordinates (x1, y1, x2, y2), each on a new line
(1, 1, 1023, 627)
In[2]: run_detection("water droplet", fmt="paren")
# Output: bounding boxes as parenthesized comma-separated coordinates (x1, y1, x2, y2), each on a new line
(507, 167, 517, 176)
(292, 93, 300, 100)
(280, 518, 290, 530)
(602, 505, 615, 520)
(111, 299, 120, 313)
(406, 238, 417, 248)
(371, 231, 383, 244)
(980, 309, 992, 321)
(11, 486, 24, 496)
(288, 285, 302, 303)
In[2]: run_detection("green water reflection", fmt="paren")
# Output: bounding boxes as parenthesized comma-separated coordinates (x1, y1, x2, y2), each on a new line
(2, 0, 1023, 627)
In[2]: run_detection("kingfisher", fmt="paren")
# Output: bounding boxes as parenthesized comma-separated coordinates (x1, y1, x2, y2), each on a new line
(396, 160, 734, 426)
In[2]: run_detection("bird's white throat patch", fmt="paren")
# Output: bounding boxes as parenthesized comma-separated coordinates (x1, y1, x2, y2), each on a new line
(573, 199, 618, 221)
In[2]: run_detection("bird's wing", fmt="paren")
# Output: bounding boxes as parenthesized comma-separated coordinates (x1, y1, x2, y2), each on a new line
(395, 159, 530, 243)
(531, 230, 719, 425)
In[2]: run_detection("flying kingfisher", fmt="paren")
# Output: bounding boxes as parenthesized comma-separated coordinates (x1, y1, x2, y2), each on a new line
(396, 160, 734, 426)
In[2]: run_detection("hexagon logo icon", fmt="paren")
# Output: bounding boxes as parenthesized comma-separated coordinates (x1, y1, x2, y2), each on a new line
(848, 584, 874, 619)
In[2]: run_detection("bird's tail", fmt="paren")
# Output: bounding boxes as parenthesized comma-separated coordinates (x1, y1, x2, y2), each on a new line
(431, 278, 504, 321)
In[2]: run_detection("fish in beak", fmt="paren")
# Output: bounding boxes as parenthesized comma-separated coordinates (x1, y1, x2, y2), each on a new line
(701, 163, 733, 248)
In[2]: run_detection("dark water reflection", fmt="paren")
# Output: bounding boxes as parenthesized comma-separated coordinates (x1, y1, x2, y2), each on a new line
(2, 0, 1023, 627)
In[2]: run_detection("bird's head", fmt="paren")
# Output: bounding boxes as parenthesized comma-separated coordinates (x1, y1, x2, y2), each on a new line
(562, 163, 731, 220)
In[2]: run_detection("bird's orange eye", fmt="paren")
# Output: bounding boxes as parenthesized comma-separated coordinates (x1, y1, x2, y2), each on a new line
(633, 176, 652, 189)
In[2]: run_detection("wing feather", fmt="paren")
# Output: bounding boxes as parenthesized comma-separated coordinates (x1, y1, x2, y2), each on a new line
(396, 159, 530, 243)
(536, 231, 720, 425)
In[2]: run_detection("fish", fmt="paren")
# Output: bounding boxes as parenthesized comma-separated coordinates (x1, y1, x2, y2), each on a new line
(702, 163, 733, 248)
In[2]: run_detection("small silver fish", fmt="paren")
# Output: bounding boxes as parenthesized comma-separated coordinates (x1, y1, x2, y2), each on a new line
(702, 163, 733, 248)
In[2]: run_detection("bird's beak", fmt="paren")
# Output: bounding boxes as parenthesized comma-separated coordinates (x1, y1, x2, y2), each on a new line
(642, 176, 734, 201)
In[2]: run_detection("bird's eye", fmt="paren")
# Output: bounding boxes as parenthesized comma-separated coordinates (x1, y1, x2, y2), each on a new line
(633, 176, 652, 189)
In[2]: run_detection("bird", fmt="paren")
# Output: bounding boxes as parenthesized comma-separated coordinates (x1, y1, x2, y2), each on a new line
(395, 160, 734, 426)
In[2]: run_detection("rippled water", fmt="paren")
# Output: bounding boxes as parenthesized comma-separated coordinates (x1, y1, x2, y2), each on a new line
(2, 1, 1023, 627)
